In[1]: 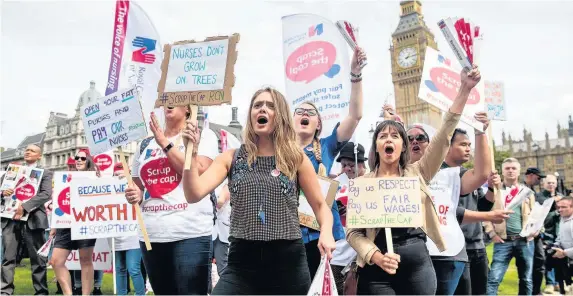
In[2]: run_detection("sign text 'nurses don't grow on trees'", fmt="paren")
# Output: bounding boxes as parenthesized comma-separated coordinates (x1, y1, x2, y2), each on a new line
(346, 177, 422, 228)
(154, 34, 240, 108)
(80, 87, 148, 156)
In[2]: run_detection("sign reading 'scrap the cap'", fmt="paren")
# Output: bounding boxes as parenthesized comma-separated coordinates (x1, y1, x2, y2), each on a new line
(155, 34, 240, 107)
(80, 87, 147, 156)
(346, 177, 422, 229)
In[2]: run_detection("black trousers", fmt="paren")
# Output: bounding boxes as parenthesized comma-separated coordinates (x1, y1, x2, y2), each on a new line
(532, 237, 546, 295)
(549, 256, 573, 294)
(357, 238, 436, 295)
(454, 248, 489, 295)
(212, 238, 311, 295)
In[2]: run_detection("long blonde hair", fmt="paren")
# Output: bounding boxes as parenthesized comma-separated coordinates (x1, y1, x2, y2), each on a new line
(299, 101, 327, 177)
(244, 87, 304, 180)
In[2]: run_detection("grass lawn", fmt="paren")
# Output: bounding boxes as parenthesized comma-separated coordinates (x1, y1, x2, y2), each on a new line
(10, 244, 524, 295)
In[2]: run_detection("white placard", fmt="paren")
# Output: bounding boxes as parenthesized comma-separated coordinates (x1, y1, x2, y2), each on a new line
(93, 151, 115, 177)
(70, 177, 138, 240)
(80, 88, 147, 156)
(66, 239, 112, 271)
(164, 39, 229, 92)
(51, 172, 97, 229)
(0, 164, 44, 221)
(521, 198, 555, 237)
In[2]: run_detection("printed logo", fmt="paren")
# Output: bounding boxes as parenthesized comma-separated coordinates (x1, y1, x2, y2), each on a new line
(144, 148, 159, 161)
(132, 36, 157, 64)
(140, 158, 180, 198)
(285, 41, 340, 83)
(15, 184, 36, 201)
(93, 154, 113, 172)
(308, 23, 324, 37)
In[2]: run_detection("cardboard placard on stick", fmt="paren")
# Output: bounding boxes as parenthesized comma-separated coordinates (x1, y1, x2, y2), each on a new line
(298, 176, 339, 230)
(154, 34, 240, 108)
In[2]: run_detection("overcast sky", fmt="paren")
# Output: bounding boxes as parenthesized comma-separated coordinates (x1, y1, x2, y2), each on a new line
(2, 0, 572, 153)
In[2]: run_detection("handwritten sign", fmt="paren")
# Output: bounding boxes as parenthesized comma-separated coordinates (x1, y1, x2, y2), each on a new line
(484, 81, 506, 120)
(0, 163, 44, 221)
(418, 47, 485, 131)
(51, 171, 96, 229)
(155, 34, 240, 107)
(298, 176, 339, 230)
(346, 177, 422, 229)
(80, 88, 147, 155)
(70, 177, 138, 240)
(66, 239, 112, 270)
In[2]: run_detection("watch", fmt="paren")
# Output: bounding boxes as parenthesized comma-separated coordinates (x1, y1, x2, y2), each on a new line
(488, 187, 494, 193)
(163, 142, 174, 154)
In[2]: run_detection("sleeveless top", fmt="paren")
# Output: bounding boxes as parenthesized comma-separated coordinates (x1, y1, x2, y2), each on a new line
(228, 145, 302, 241)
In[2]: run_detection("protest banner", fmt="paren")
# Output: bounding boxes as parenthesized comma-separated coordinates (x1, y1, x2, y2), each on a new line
(51, 171, 97, 229)
(521, 198, 555, 238)
(298, 176, 339, 230)
(80, 87, 151, 249)
(70, 177, 138, 240)
(484, 81, 506, 121)
(93, 151, 115, 177)
(504, 185, 534, 211)
(346, 177, 422, 229)
(153, 34, 239, 170)
(426, 167, 465, 256)
(418, 47, 485, 131)
(437, 17, 483, 71)
(80, 87, 147, 156)
(67, 239, 112, 271)
(335, 20, 367, 70)
(282, 14, 351, 140)
(0, 163, 45, 221)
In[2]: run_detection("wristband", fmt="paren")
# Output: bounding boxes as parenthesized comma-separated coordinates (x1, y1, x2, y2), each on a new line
(488, 187, 494, 193)
(350, 72, 362, 78)
(475, 130, 486, 135)
(351, 77, 363, 83)
(163, 142, 174, 154)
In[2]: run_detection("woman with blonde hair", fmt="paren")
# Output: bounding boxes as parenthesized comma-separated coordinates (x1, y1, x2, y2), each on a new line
(181, 87, 336, 294)
(347, 66, 482, 295)
(293, 47, 366, 277)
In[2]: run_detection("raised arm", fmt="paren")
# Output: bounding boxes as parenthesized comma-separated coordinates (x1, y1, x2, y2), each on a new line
(416, 66, 481, 182)
(460, 112, 491, 195)
(336, 47, 365, 141)
(183, 150, 232, 204)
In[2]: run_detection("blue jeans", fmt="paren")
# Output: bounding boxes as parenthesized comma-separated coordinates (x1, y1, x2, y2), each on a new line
(487, 238, 534, 295)
(73, 270, 103, 289)
(432, 260, 466, 295)
(141, 235, 212, 295)
(115, 249, 145, 295)
(547, 268, 556, 286)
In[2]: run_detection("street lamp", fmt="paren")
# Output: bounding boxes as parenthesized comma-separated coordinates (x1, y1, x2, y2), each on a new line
(532, 143, 540, 168)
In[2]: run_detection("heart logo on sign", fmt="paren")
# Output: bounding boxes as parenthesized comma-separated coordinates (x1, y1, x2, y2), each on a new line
(56, 187, 71, 216)
(426, 67, 481, 105)
(15, 184, 36, 201)
(93, 154, 113, 172)
(504, 186, 520, 207)
(141, 158, 180, 198)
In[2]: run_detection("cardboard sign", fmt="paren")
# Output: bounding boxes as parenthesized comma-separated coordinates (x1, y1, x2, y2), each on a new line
(67, 239, 112, 271)
(346, 177, 422, 229)
(298, 176, 339, 230)
(51, 171, 97, 229)
(418, 47, 485, 131)
(0, 164, 44, 221)
(521, 198, 555, 237)
(70, 177, 138, 240)
(154, 34, 239, 107)
(80, 88, 147, 156)
(484, 81, 506, 121)
(93, 151, 115, 177)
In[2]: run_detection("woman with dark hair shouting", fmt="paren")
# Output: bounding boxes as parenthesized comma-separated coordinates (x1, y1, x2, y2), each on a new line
(347, 66, 481, 295)
(182, 87, 336, 295)
(293, 47, 365, 277)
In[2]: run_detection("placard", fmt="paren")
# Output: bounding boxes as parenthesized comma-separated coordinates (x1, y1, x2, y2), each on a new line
(80, 87, 147, 156)
(66, 239, 112, 271)
(70, 177, 138, 240)
(346, 177, 422, 229)
(154, 34, 240, 107)
(93, 151, 115, 177)
(0, 164, 44, 221)
(418, 47, 485, 131)
(521, 198, 555, 237)
(51, 171, 97, 229)
(298, 176, 339, 230)
(484, 81, 506, 121)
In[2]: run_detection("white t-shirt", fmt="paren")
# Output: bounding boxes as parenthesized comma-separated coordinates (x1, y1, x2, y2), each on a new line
(132, 130, 219, 243)
(331, 237, 357, 267)
(212, 181, 230, 244)
(114, 235, 140, 251)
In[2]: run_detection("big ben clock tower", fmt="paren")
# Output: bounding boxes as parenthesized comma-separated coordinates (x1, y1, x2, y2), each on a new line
(391, 0, 442, 128)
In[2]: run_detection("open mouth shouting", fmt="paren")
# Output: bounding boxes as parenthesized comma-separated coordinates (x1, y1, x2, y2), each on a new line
(411, 144, 421, 154)
(300, 118, 310, 127)
(384, 144, 395, 157)
(256, 115, 269, 125)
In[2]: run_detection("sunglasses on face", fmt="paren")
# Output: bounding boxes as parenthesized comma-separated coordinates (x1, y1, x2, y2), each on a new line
(75, 156, 87, 161)
(294, 108, 317, 116)
(408, 134, 428, 143)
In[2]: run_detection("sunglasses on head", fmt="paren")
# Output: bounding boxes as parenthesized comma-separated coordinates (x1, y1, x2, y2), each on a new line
(75, 156, 87, 161)
(408, 134, 428, 143)
(295, 108, 317, 116)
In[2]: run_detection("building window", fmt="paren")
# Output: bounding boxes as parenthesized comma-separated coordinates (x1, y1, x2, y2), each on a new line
(556, 155, 564, 164)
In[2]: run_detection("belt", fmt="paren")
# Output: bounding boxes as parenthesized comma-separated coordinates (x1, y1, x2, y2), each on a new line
(505, 234, 524, 241)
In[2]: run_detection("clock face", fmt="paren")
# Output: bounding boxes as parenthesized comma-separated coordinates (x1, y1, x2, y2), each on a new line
(397, 47, 418, 68)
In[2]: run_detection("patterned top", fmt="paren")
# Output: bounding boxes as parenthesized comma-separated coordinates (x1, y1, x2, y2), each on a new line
(228, 145, 302, 241)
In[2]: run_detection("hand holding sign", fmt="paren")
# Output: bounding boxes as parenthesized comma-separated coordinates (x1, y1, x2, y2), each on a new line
(2, 189, 14, 198)
(182, 119, 201, 150)
(372, 251, 400, 275)
(474, 111, 490, 132)
(351, 47, 367, 74)
(461, 65, 481, 90)
(487, 209, 513, 224)
(488, 171, 501, 189)
(125, 184, 142, 205)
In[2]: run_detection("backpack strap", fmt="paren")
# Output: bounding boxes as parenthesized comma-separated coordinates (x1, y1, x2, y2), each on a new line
(139, 137, 154, 155)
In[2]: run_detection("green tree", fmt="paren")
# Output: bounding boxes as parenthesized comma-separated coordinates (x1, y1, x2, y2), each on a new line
(494, 148, 511, 173)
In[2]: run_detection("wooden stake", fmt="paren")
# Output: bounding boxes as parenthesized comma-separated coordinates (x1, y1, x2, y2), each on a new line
(487, 124, 503, 205)
(385, 228, 394, 254)
(118, 147, 152, 251)
(184, 105, 198, 170)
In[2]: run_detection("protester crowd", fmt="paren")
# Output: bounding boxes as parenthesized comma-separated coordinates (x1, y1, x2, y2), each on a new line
(2, 46, 573, 296)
